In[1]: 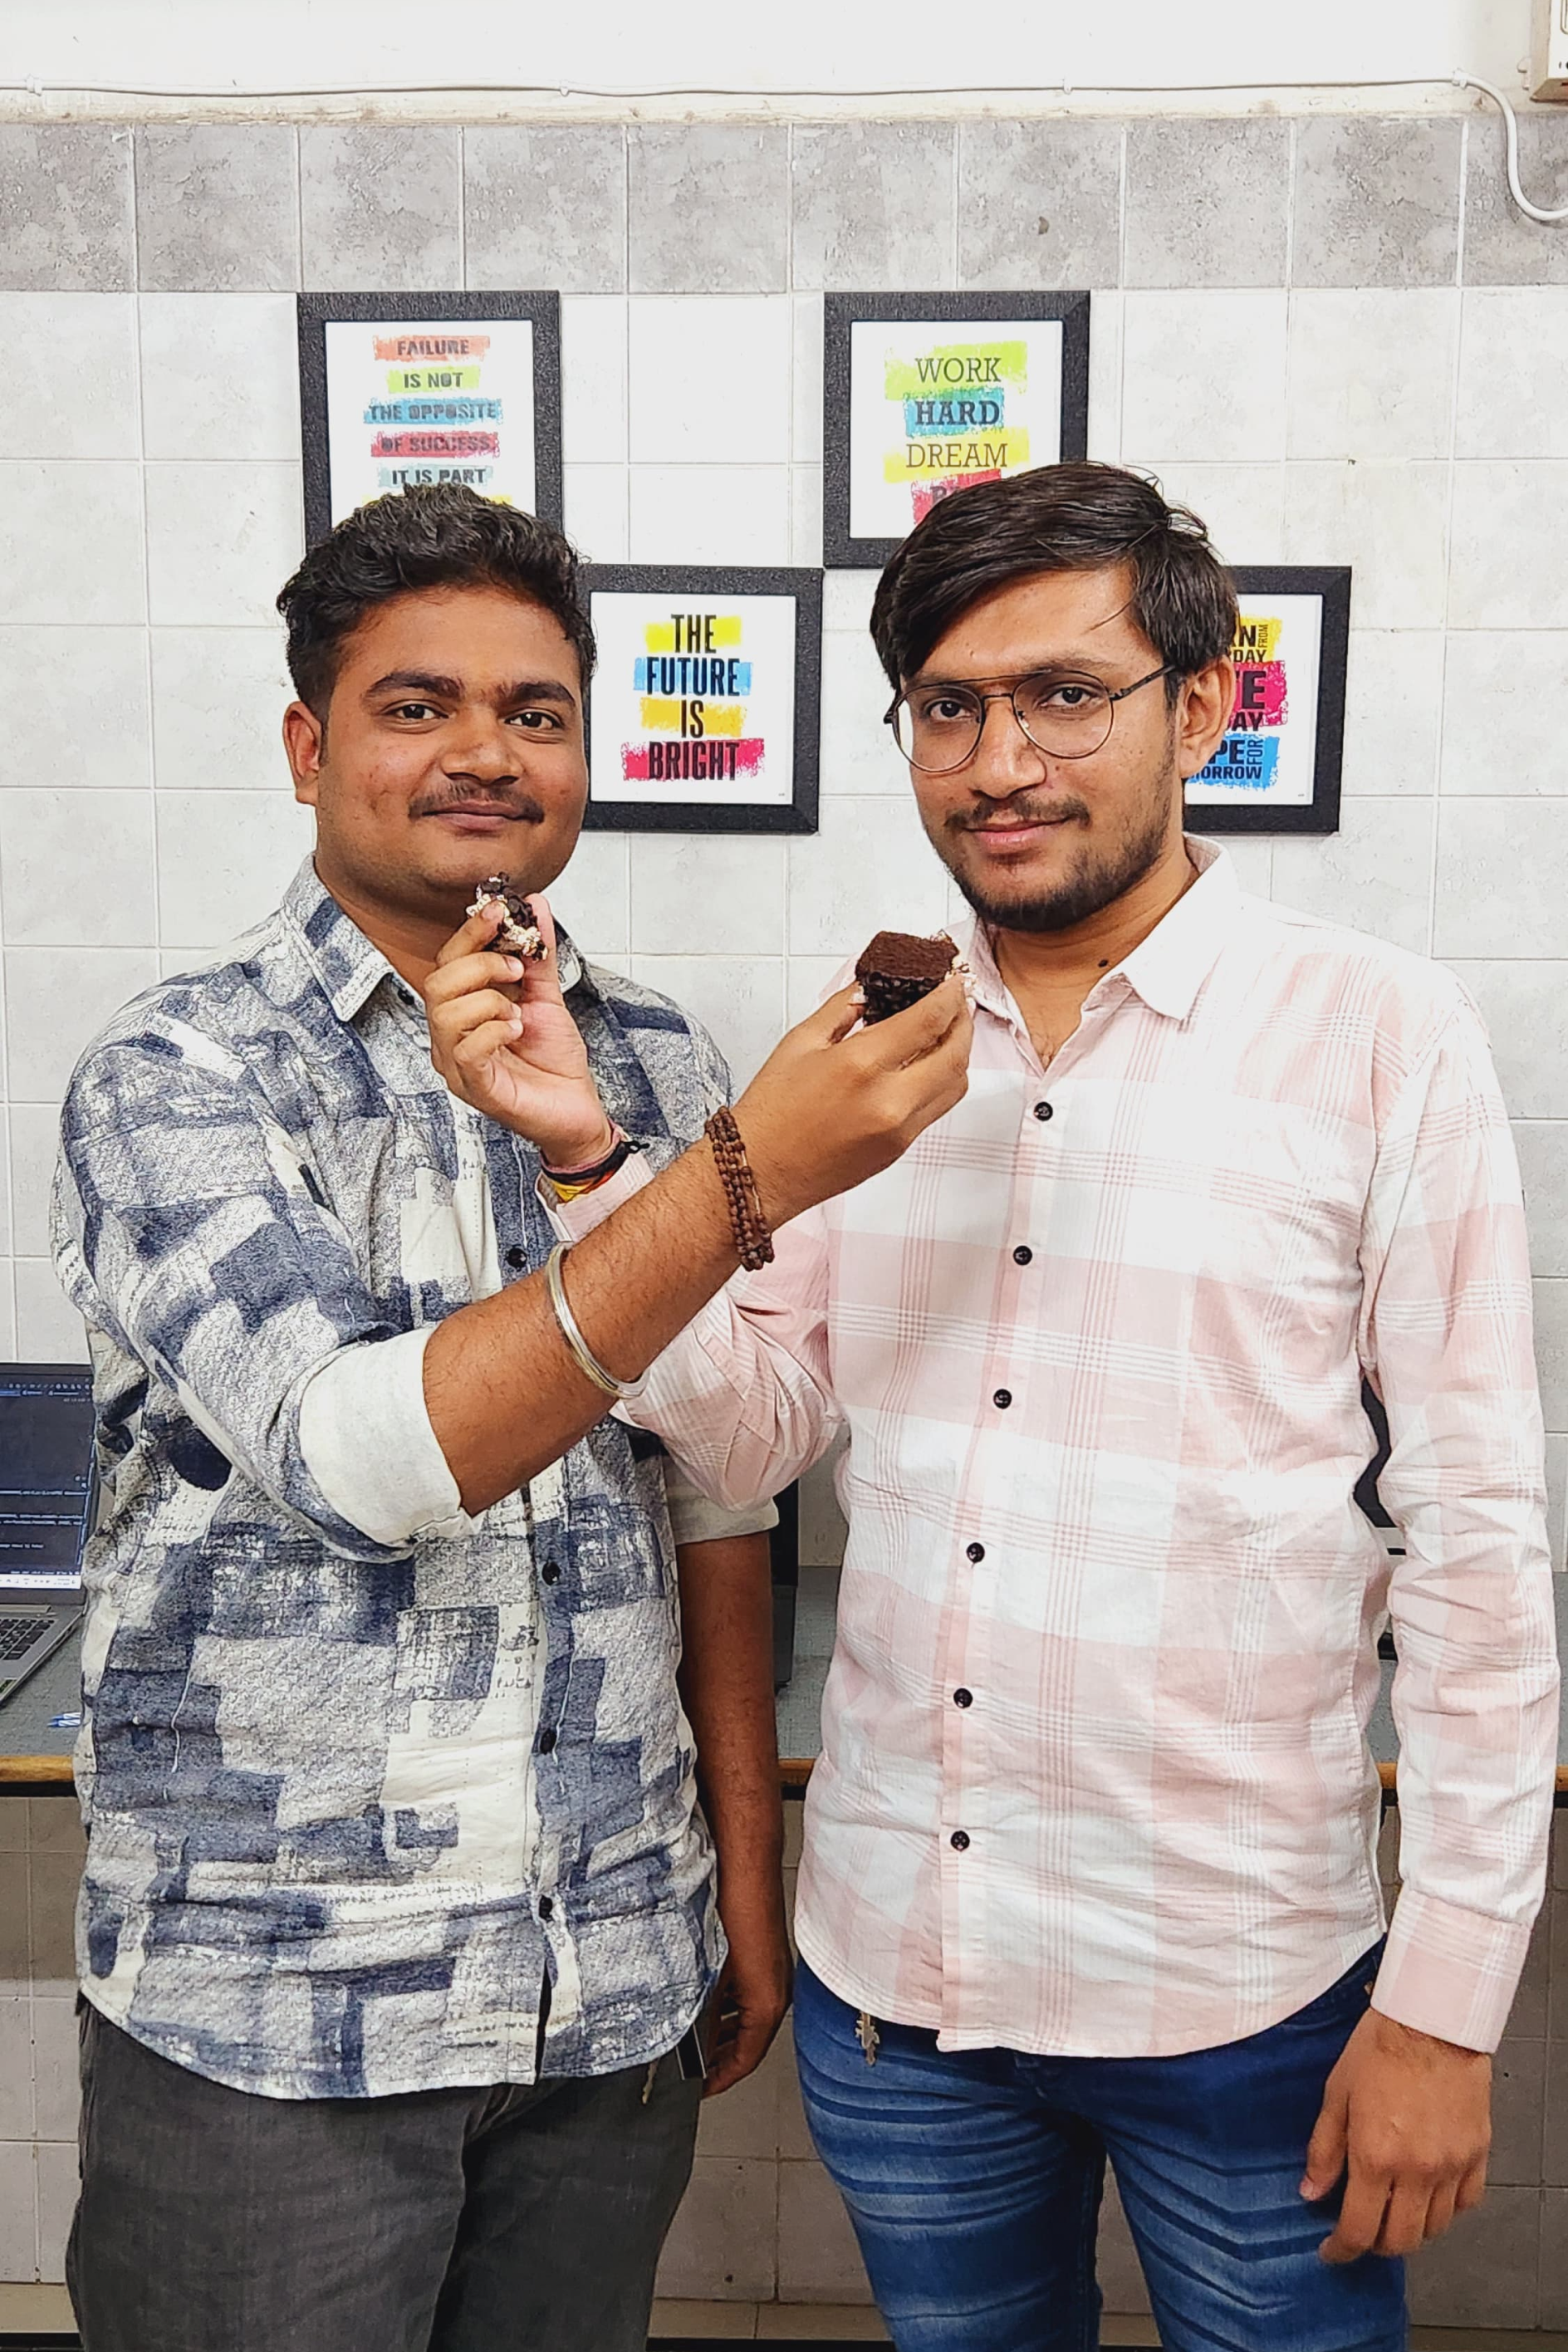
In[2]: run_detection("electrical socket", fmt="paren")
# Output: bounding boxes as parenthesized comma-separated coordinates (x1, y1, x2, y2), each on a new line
(1531, 0, 1568, 101)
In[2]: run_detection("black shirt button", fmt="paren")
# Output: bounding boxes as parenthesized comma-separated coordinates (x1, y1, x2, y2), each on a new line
(537, 1895, 555, 1920)
(950, 1830, 970, 1851)
(1034, 1101, 1054, 1122)
(537, 1727, 557, 1754)
(506, 1245, 527, 1269)
(1012, 1245, 1033, 1266)
(966, 1541, 985, 1563)
(993, 1389, 1012, 1409)
(541, 1560, 561, 1585)
(953, 1688, 973, 1708)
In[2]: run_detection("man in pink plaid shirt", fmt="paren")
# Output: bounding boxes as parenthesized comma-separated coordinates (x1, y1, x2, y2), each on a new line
(439, 463, 1559, 2350)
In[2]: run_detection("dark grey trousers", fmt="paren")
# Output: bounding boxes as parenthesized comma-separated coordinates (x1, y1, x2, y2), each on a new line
(67, 2002, 703, 2352)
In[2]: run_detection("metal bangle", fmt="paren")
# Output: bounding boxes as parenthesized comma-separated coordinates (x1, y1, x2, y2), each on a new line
(545, 1242, 647, 1402)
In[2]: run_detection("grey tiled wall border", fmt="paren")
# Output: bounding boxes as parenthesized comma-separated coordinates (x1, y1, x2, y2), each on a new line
(4, 115, 1567, 296)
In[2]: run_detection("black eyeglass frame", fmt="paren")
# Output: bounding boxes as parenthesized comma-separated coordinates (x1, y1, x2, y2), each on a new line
(884, 661, 1174, 773)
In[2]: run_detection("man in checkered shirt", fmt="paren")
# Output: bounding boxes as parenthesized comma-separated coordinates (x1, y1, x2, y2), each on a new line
(449, 463, 1560, 2351)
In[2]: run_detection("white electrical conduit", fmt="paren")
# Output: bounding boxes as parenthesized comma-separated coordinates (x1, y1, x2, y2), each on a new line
(1451, 72, 1568, 222)
(2, 68, 1566, 225)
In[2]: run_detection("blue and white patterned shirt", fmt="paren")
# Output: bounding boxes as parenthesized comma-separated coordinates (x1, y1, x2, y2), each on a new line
(51, 859, 770, 2100)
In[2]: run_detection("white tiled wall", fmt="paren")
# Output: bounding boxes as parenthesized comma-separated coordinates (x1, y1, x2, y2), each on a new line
(2, 111, 1568, 2317)
(4, 262, 1568, 1525)
(0, 124, 1561, 1429)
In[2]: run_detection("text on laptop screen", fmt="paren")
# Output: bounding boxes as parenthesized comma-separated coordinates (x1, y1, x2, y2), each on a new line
(0, 1368, 95, 1587)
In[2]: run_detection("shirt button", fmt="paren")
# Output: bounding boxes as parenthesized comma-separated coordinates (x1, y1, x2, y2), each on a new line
(993, 1389, 1012, 1409)
(506, 1245, 527, 1270)
(541, 1560, 561, 1585)
(953, 1688, 973, 1708)
(966, 1541, 985, 1563)
(1033, 1101, 1054, 1122)
(950, 1830, 970, 1851)
(537, 1895, 555, 1920)
(1012, 1245, 1033, 1266)
(537, 1727, 557, 1754)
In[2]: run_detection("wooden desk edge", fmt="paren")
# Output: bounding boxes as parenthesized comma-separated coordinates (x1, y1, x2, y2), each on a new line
(0, 1753, 76, 1791)
(7, 1757, 1568, 1799)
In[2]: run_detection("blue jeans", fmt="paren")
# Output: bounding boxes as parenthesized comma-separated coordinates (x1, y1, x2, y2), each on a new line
(794, 1952, 1405, 2352)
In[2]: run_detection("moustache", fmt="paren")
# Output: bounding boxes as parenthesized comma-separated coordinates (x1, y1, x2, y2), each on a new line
(409, 787, 547, 822)
(949, 796, 1091, 834)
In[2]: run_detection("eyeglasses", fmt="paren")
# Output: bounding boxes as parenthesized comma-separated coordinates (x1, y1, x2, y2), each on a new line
(884, 663, 1174, 773)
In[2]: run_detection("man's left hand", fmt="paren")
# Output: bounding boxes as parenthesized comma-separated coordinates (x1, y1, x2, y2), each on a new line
(703, 1900, 793, 2099)
(1302, 2007, 1491, 2261)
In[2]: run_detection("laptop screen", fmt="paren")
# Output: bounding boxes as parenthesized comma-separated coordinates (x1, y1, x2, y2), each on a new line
(0, 1365, 95, 1590)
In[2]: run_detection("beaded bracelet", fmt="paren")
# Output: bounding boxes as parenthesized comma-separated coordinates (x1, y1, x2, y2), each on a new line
(704, 1106, 775, 1272)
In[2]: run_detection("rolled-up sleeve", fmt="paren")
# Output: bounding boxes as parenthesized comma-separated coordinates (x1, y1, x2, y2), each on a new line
(53, 1033, 451, 1563)
(537, 1145, 839, 1512)
(664, 1457, 777, 1546)
(297, 1328, 473, 1547)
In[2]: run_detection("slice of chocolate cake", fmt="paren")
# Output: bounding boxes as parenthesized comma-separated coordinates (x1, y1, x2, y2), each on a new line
(855, 931, 958, 1024)
(466, 875, 547, 961)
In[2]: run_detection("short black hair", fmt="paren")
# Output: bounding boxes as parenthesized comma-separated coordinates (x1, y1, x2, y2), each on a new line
(277, 485, 596, 718)
(870, 461, 1237, 697)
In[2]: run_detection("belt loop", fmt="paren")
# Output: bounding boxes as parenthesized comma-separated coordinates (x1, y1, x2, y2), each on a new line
(855, 2011, 880, 2065)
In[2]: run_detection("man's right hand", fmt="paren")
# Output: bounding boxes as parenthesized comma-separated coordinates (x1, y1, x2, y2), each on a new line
(735, 978, 972, 1228)
(423, 895, 618, 1172)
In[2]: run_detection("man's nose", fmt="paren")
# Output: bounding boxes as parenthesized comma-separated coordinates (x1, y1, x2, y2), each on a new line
(967, 696, 1047, 799)
(443, 716, 520, 779)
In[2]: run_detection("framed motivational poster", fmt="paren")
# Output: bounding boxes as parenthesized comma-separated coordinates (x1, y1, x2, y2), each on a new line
(296, 291, 562, 544)
(823, 291, 1090, 569)
(1184, 568, 1351, 835)
(581, 566, 821, 835)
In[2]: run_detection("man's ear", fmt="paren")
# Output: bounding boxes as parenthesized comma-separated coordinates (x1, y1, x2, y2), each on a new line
(1175, 657, 1237, 782)
(283, 700, 326, 807)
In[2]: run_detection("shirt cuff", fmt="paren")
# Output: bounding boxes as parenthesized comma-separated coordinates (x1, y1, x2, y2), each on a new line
(664, 1457, 778, 1547)
(1371, 1886, 1531, 2053)
(537, 1150, 654, 1242)
(297, 1327, 475, 1548)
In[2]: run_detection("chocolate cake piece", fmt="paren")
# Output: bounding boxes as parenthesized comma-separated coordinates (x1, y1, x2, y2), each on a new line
(855, 930, 958, 1024)
(466, 875, 546, 961)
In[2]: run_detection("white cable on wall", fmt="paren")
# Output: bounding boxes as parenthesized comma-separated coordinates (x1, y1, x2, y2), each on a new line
(2, 68, 1565, 226)
(1452, 72, 1568, 222)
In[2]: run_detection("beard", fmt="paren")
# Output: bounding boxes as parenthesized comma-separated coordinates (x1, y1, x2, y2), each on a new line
(935, 777, 1178, 935)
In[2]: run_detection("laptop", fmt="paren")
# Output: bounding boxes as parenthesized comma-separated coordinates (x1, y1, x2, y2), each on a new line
(0, 1364, 96, 1713)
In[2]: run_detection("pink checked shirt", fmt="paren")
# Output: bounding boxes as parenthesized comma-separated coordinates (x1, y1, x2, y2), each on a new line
(561, 842, 1560, 2057)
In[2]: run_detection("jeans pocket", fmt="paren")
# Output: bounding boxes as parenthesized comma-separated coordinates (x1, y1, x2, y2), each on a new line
(1290, 1942, 1384, 2033)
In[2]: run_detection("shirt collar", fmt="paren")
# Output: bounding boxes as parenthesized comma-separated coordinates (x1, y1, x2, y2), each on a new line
(960, 836, 1244, 1029)
(283, 858, 586, 1027)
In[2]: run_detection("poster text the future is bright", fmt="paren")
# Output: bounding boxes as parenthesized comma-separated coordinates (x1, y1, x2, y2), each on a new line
(626, 610, 762, 785)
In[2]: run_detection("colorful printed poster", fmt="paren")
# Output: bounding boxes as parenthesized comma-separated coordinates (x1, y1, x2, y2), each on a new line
(1187, 595, 1325, 809)
(322, 319, 536, 522)
(823, 296, 1088, 566)
(1183, 569, 1350, 835)
(846, 318, 1066, 546)
(592, 593, 796, 806)
(581, 569, 821, 835)
(296, 294, 561, 545)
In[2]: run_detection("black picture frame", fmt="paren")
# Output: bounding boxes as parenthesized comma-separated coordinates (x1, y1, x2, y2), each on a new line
(581, 565, 821, 835)
(822, 290, 1091, 571)
(296, 290, 562, 546)
(1184, 566, 1350, 836)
